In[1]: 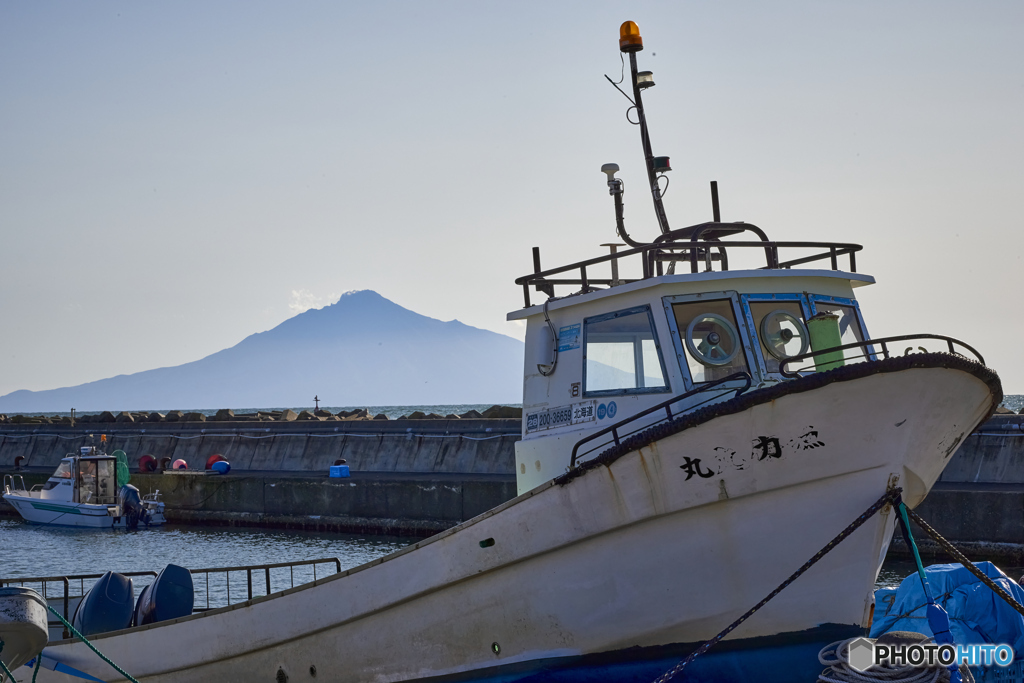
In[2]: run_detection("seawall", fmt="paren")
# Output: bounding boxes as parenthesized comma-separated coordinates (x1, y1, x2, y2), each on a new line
(0, 419, 520, 536)
(0, 418, 520, 474)
(893, 413, 1024, 562)
(2, 416, 1024, 552)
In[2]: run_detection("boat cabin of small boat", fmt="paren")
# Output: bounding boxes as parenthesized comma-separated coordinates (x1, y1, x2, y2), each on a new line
(2, 447, 165, 528)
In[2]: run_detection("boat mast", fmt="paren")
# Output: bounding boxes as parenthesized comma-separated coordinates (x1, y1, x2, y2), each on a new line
(620, 21, 671, 235)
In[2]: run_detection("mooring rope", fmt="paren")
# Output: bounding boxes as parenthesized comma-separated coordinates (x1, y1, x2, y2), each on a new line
(40, 604, 140, 683)
(901, 506, 1024, 619)
(0, 640, 16, 683)
(651, 487, 903, 683)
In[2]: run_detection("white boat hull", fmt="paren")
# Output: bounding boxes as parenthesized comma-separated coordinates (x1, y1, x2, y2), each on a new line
(23, 358, 998, 682)
(2, 494, 165, 528)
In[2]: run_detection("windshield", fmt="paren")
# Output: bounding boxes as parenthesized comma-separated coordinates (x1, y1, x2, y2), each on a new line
(52, 460, 73, 479)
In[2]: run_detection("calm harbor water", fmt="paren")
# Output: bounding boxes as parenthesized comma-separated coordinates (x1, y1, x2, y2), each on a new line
(0, 519, 410, 608)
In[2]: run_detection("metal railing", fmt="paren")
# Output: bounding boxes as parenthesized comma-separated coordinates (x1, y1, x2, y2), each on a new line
(3, 474, 26, 494)
(189, 557, 343, 611)
(516, 224, 863, 307)
(0, 572, 157, 639)
(570, 373, 752, 468)
(0, 557, 343, 637)
(778, 334, 986, 378)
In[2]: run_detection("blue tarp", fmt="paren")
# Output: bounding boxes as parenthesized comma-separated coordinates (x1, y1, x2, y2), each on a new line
(871, 563, 1024, 654)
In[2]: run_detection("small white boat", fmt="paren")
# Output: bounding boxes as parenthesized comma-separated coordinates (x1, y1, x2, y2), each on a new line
(0, 587, 49, 674)
(2, 447, 166, 528)
(13, 20, 1002, 683)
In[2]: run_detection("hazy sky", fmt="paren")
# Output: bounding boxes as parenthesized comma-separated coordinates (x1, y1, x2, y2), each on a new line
(2, 1, 1022, 398)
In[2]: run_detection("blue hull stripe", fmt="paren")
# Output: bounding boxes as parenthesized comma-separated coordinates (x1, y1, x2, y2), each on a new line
(408, 624, 861, 683)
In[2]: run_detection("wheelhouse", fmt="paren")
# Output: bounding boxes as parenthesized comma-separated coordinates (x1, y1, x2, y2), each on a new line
(509, 226, 982, 494)
(41, 448, 118, 505)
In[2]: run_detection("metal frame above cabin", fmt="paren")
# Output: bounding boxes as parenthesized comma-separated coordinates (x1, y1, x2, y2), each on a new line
(515, 222, 862, 308)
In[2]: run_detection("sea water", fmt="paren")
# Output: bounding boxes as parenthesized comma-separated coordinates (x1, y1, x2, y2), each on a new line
(0, 518, 410, 608)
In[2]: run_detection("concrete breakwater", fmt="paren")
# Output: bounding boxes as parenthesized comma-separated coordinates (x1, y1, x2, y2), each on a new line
(0, 418, 521, 535)
(1, 469, 515, 537)
(2, 414, 1023, 550)
(895, 413, 1024, 562)
(0, 418, 520, 474)
(0, 404, 523, 425)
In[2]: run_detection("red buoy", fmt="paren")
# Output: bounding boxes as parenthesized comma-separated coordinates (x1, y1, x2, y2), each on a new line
(138, 455, 157, 472)
(205, 454, 226, 470)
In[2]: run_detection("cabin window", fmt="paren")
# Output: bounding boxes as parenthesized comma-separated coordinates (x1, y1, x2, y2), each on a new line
(583, 305, 669, 396)
(78, 460, 96, 503)
(671, 299, 751, 383)
(748, 301, 810, 373)
(53, 460, 73, 479)
(810, 301, 864, 347)
(77, 459, 117, 504)
(96, 459, 116, 504)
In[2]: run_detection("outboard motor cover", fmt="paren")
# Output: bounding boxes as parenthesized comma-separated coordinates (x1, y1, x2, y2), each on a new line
(118, 484, 146, 529)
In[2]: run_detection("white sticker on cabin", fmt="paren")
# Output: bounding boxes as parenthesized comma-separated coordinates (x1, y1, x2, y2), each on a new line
(558, 324, 581, 352)
(526, 400, 596, 433)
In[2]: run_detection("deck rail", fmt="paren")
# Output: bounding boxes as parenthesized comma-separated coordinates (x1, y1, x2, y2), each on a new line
(778, 334, 986, 378)
(0, 572, 157, 639)
(2, 474, 27, 494)
(189, 557, 343, 611)
(0, 557, 344, 637)
(570, 372, 752, 468)
(516, 223, 862, 307)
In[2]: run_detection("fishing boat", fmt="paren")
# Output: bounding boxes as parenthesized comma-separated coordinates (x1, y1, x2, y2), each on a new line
(16, 21, 1000, 683)
(2, 447, 166, 528)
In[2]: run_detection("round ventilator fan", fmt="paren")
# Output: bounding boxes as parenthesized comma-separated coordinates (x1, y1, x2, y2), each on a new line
(685, 313, 740, 366)
(759, 309, 809, 360)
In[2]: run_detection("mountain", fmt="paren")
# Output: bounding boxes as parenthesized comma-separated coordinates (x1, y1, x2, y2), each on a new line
(0, 291, 525, 412)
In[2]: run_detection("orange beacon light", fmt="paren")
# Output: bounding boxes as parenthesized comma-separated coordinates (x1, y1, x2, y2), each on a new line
(619, 21, 643, 52)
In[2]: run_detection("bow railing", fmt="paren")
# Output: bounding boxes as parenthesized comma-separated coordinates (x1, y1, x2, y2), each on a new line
(778, 334, 985, 378)
(570, 373, 751, 468)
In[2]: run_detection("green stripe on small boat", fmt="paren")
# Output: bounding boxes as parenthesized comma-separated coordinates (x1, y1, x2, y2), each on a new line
(30, 502, 83, 514)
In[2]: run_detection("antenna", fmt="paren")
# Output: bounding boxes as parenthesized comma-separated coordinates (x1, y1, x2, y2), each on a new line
(619, 21, 671, 235)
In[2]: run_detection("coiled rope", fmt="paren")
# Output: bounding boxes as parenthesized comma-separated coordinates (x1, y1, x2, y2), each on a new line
(817, 637, 962, 683)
